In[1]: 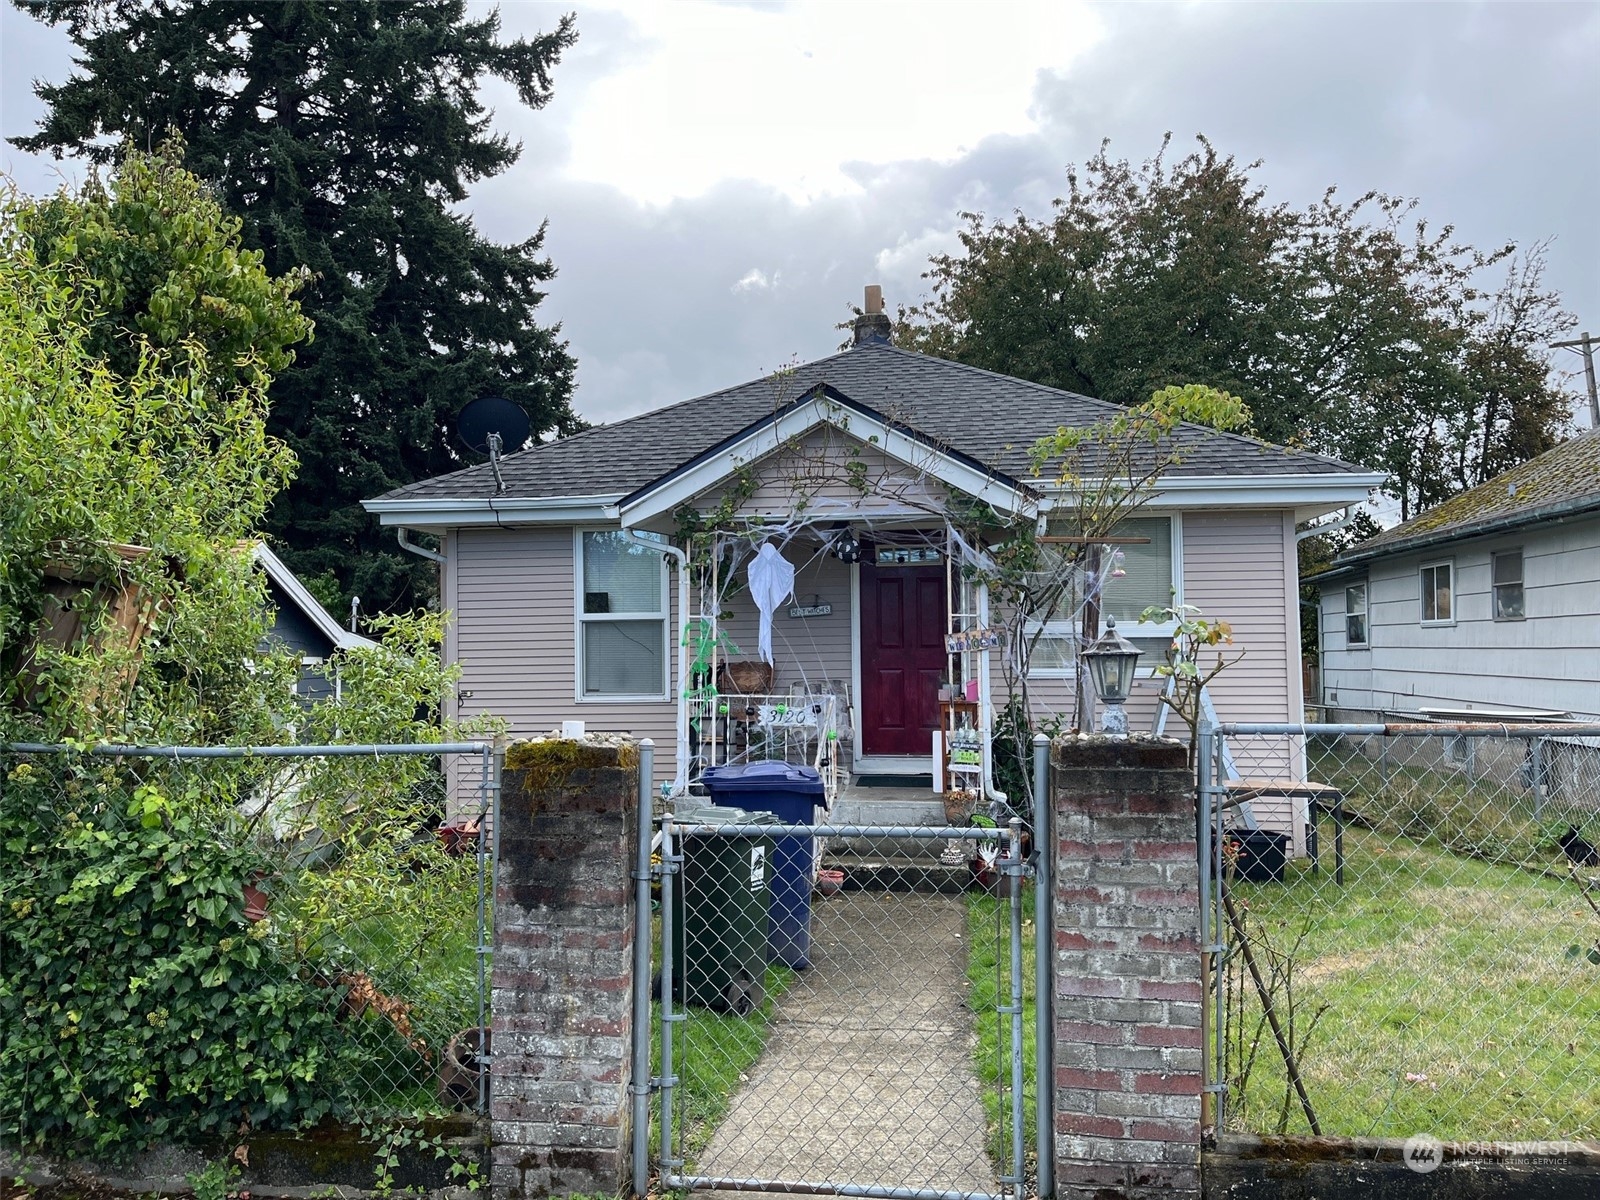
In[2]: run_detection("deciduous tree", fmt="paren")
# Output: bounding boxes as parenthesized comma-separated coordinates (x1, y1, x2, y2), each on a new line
(901, 136, 1577, 520)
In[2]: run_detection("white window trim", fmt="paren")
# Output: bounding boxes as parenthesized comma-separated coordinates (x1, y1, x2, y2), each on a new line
(573, 528, 671, 703)
(1419, 559, 1455, 627)
(1345, 583, 1369, 648)
(1026, 514, 1183, 678)
(1491, 548, 1525, 623)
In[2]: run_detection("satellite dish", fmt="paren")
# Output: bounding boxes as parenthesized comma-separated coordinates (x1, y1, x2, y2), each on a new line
(457, 395, 531, 456)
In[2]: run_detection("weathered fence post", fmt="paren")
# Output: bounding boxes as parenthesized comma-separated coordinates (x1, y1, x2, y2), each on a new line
(491, 734, 640, 1198)
(1051, 736, 1202, 1198)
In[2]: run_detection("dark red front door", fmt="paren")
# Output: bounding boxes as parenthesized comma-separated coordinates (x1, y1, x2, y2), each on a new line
(860, 557, 947, 757)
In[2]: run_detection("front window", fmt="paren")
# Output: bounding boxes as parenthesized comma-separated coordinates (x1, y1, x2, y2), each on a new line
(1026, 515, 1177, 676)
(1420, 561, 1453, 625)
(577, 531, 667, 699)
(1345, 584, 1368, 646)
(1492, 550, 1524, 620)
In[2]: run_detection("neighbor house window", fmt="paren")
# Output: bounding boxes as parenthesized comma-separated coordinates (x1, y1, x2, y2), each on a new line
(1420, 561, 1453, 625)
(1345, 584, 1368, 646)
(1027, 515, 1178, 676)
(1492, 550, 1524, 620)
(577, 530, 667, 699)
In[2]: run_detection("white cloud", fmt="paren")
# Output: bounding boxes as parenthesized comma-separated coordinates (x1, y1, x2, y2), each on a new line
(732, 267, 777, 292)
(548, 0, 1105, 203)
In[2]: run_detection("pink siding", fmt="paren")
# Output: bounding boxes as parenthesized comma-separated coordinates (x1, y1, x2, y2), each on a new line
(985, 511, 1298, 751)
(716, 548, 854, 696)
(1181, 510, 1295, 725)
(452, 527, 679, 787)
(714, 427, 949, 523)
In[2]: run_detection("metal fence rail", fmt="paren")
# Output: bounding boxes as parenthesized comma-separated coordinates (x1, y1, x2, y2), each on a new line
(1200, 722, 1600, 1143)
(643, 809, 1033, 1200)
(0, 741, 497, 1141)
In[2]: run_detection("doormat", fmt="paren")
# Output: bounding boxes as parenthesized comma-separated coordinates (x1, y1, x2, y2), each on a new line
(852, 774, 934, 789)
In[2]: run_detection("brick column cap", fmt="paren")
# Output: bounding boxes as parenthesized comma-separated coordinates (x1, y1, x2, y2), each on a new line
(1051, 734, 1187, 771)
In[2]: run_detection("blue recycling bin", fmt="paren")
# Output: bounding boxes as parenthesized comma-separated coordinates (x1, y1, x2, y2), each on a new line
(701, 760, 825, 969)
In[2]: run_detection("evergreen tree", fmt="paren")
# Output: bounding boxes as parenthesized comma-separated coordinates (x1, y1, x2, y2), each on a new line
(13, 0, 581, 610)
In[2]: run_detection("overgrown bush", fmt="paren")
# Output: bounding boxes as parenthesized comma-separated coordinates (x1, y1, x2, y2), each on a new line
(0, 760, 353, 1151)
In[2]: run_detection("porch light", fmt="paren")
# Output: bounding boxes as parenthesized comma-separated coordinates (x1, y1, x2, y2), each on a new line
(829, 523, 861, 563)
(1082, 616, 1142, 735)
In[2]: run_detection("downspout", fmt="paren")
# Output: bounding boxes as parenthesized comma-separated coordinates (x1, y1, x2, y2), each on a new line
(1296, 505, 1354, 544)
(977, 575, 1008, 805)
(623, 532, 690, 797)
(396, 527, 447, 564)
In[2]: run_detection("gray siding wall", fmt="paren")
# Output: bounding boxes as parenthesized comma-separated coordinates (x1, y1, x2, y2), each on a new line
(722, 427, 950, 524)
(452, 526, 680, 786)
(716, 547, 854, 696)
(1319, 515, 1600, 722)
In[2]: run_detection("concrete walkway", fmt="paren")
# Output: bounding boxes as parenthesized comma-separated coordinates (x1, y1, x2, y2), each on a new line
(692, 890, 998, 1197)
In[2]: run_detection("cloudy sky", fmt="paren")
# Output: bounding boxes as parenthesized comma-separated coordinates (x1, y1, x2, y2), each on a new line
(4, 0, 1597, 430)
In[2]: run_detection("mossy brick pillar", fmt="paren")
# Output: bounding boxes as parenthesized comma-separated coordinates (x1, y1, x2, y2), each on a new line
(491, 735, 640, 1198)
(1051, 736, 1203, 1199)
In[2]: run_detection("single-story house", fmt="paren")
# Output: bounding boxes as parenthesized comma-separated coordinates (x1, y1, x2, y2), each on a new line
(1315, 428, 1600, 725)
(364, 296, 1382, 802)
(252, 542, 377, 702)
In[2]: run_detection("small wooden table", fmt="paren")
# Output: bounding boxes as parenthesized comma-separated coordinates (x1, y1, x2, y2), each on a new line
(1224, 779, 1347, 886)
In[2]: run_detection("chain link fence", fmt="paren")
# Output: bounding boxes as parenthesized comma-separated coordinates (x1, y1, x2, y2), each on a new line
(1201, 723, 1600, 1144)
(650, 816, 1033, 1200)
(0, 742, 496, 1150)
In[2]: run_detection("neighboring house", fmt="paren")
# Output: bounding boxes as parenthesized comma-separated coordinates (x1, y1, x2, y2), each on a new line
(252, 543, 377, 702)
(1315, 429, 1600, 724)
(363, 298, 1382, 797)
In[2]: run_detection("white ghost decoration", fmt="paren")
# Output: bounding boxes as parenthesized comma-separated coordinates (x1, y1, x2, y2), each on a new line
(747, 542, 796, 666)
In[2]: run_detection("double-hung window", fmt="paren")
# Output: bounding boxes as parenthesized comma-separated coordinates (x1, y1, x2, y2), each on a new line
(1026, 515, 1178, 676)
(1345, 584, 1368, 647)
(1492, 550, 1524, 620)
(1420, 560, 1453, 625)
(576, 530, 668, 699)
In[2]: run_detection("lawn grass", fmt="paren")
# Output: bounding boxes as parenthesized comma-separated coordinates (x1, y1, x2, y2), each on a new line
(963, 885, 1037, 1170)
(1224, 825, 1600, 1141)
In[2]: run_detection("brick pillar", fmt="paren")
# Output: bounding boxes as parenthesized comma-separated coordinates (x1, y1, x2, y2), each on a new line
(1051, 736, 1202, 1198)
(491, 735, 639, 1198)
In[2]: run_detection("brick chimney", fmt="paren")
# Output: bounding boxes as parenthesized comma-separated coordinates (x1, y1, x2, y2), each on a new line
(851, 284, 892, 347)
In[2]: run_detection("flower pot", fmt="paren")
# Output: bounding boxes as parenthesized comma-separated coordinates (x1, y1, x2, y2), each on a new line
(814, 868, 845, 898)
(242, 871, 271, 922)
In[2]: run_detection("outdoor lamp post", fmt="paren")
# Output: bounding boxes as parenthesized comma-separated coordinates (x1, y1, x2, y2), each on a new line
(1082, 616, 1143, 735)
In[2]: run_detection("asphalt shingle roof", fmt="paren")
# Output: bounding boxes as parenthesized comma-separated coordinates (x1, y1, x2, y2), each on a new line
(1330, 429, 1600, 568)
(372, 343, 1369, 504)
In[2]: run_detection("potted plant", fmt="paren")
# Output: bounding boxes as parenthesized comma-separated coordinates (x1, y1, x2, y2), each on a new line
(942, 788, 976, 825)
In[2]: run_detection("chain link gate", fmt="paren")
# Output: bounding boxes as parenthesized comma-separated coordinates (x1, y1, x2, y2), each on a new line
(1199, 721, 1600, 1144)
(632, 743, 1043, 1200)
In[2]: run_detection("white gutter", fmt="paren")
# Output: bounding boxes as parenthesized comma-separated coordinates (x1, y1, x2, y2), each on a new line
(1039, 471, 1388, 512)
(363, 494, 623, 528)
(622, 532, 691, 797)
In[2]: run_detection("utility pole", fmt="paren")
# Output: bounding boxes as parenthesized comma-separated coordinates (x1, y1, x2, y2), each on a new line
(1552, 331, 1600, 429)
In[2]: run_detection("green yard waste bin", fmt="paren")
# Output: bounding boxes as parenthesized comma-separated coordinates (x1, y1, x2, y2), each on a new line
(669, 803, 777, 1015)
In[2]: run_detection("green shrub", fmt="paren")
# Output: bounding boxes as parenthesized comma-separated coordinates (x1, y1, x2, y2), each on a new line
(0, 760, 352, 1151)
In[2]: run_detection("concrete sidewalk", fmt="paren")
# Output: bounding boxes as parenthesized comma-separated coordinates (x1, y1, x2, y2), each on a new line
(692, 890, 998, 1196)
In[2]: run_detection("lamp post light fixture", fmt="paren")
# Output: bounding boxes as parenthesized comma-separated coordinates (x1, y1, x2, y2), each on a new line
(1082, 616, 1143, 735)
